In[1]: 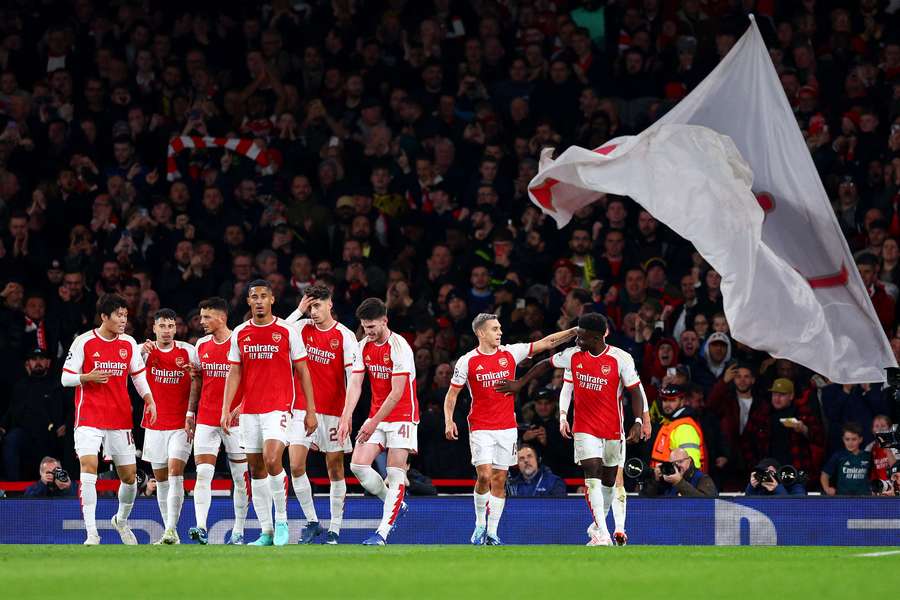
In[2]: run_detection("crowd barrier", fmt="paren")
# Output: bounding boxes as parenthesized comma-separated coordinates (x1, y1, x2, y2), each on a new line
(0, 497, 898, 545)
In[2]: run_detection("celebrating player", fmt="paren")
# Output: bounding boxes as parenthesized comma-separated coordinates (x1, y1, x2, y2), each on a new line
(338, 298, 417, 546)
(222, 279, 317, 546)
(443, 314, 576, 545)
(187, 297, 249, 545)
(61, 294, 158, 545)
(141, 308, 200, 545)
(285, 284, 359, 544)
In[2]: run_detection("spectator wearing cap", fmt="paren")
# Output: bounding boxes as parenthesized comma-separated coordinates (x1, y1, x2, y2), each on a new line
(743, 378, 824, 488)
(643, 257, 680, 305)
(0, 348, 67, 480)
(856, 253, 895, 333)
(649, 384, 707, 472)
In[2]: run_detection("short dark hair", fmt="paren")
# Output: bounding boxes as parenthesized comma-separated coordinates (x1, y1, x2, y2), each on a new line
(356, 297, 387, 321)
(856, 253, 879, 267)
(577, 312, 608, 336)
(843, 421, 863, 437)
(97, 294, 128, 318)
(121, 277, 141, 290)
(570, 288, 592, 305)
(198, 297, 228, 313)
(246, 279, 272, 296)
(154, 308, 177, 322)
(304, 283, 332, 301)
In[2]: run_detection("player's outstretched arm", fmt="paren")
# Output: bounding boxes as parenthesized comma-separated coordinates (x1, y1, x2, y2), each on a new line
(338, 371, 364, 443)
(222, 363, 242, 433)
(495, 358, 553, 394)
(185, 370, 201, 442)
(295, 359, 318, 435)
(530, 326, 578, 355)
(443, 385, 462, 440)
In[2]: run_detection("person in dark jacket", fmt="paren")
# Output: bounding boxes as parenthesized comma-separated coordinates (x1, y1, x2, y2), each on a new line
(24, 456, 76, 497)
(744, 458, 807, 496)
(640, 448, 717, 497)
(506, 444, 566, 497)
(0, 348, 67, 479)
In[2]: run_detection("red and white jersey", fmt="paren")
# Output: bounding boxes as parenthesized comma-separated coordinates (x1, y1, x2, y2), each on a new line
(356, 332, 419, 423)
(63, 330, 145, 429)
(551, 344, 640, 439)
(228, 317, 307, 414)
(142, 341, 199, 430)
(195, 334, 244, 427)
(450, 342, 533, 431)
(290, 319, 361, 416)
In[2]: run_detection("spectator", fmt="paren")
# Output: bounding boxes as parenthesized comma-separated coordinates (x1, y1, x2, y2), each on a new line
(743, 378, 824, 488)
(23, 456, 75, 498)
(1, 348, 66, 480)
(506, 444, 566, 497)
(821, 422, 873, 496)
(641, 448, 717, 497)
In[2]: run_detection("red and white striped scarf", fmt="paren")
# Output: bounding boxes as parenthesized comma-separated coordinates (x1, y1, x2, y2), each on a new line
(166, 136, 272, 181)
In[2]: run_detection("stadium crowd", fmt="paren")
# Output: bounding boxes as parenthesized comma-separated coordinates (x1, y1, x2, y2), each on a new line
(0, 0, 899, 495)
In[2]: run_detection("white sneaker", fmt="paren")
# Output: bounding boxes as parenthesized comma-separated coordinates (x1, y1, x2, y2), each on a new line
(111, 515, 138, 545)
(587, 533, 613, 546)
(83, 533, 101, 545)
(162, 528, 180, 545)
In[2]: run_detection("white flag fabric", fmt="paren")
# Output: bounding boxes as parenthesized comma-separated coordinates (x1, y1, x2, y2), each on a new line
(528, 17, 895, 383)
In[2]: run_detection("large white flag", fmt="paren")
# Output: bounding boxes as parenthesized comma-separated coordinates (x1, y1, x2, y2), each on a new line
(528, 17, 895, 383)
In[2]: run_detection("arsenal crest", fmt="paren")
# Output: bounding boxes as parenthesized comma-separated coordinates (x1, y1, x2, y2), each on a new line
(330, 338, 340, 349)
(119, 348, 128, 359)
(175, 357, 185, 368)
(601, 364, 611, 375)
(383, 353, 391, 364)
(498, 357, 509, 368)
(272, 332, 282, 343)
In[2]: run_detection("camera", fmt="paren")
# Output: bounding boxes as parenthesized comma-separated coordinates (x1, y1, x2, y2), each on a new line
(778, 465, 808, 487)
(659, 461, 677, 476)
(52, 467, 69, 484)
(754, 468, 776, 484)
(871, 479, 896, 494)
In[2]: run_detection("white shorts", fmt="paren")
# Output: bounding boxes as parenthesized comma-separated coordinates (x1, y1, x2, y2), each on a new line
(194, 423, 245, 459)
(470, 428, 518, 469)
(142, 428, 191, 465)
(241, 411, 290, 453)
(574, 433, 624, 467)
(369, 421, 417, 453)
(74, 426, 136, 466)
(288, 411, 352, 454)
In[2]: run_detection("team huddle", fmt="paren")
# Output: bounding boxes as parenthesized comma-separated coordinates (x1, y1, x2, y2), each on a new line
(62, 280, 650, 547)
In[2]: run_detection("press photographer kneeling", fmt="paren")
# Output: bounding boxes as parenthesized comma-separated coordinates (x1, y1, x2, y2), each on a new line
(640, 448, 718, 497)
(744, 458, 808, 496)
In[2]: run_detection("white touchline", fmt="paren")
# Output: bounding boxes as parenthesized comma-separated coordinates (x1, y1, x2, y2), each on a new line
(853, 550, 900, 558)
(846, 519, 900, 530)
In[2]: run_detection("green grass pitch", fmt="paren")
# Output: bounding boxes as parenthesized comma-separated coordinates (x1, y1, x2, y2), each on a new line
(2, 545, 898, 599)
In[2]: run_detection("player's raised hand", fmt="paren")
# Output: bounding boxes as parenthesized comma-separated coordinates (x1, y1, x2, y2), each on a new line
(356, 418, 376, 444)
(304, 411, 318, 436)
(184, 414, 196, 443)
(626, 422, 641, 444)
(559, 419, 572, 439)
(144, 396, 157, 426)
(81, 368, 111, 384)
(141, 340, 155, 355)
(445, 421, 458, 440)
(298, 293, 314, 316)
(337, 417, 351, 444)
(495, 379, 522, 394)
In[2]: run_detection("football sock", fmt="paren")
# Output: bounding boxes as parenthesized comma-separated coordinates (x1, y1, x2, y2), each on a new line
(376, 467, 406, 538)
(194, 464, 214, 530)
(167, 475, 184, 531)
(251, 478, 273, 534)
(292, 473, 318, 522)
(269, 471, 288, 523)
(351, 463, 387, 500)
(474, 491, 490, 528)
(486, 495, 505, 537)
(329, 479, 347, 534)
(80, 473, 98, 536)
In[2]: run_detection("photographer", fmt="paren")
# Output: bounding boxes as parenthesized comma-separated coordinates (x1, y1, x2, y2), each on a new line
(24, 456, 75, 497)
(641, 448, 718, 497)
(744, 458, 807, 496)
